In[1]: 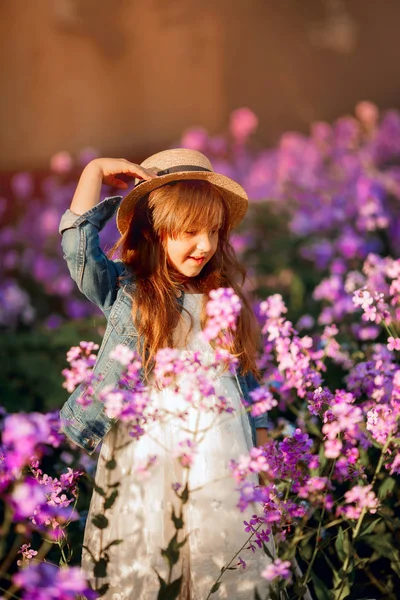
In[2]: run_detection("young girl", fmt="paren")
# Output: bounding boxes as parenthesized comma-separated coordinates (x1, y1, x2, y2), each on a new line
(59, 149, 273, 599)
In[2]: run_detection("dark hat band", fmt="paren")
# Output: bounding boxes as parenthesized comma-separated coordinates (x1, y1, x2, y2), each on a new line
(135, 165, 212, 187)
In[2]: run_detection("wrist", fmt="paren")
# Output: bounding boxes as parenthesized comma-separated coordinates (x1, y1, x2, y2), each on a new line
(82, 159, 104, 181)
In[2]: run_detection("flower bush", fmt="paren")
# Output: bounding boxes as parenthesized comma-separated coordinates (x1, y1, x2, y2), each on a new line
(0, 102, 399, 598)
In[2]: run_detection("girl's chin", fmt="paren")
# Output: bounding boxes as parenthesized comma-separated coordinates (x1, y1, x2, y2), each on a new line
(177, 262, 205, 277)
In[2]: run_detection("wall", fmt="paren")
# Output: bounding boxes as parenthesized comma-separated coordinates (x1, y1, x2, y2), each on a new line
(0, 0, 399, 169)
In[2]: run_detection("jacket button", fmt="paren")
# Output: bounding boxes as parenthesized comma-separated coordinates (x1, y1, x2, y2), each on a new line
(84, 437, 96, 449)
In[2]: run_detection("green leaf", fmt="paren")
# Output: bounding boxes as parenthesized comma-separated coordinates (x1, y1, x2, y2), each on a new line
(210, 582, 222, 594)
(104, 489, 119, 510)
(106, 458, 117, 470)
(332, 579, 351, 600)
(390, 557, 400, 579)
(156, 576, 183, 600)
(357, 518, 381, 540)
(293, 582, 308, 597)
(363, 533, 395, 557)
(378, 476, 396, 499)
(335, 526, 351, 564)
(93, 557, 108, 578)
(92, 514, 109, 529)
(364, 534, 400, 579)
(171, 506, 184, 530)
(318, 442, 328, 469)
(310, 570, 330, 600)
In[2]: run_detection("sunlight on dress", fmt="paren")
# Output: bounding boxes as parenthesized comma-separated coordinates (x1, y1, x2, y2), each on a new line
(81, 294, 273, 599)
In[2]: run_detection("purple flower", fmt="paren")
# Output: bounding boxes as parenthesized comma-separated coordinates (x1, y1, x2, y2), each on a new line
(3, 412, 51, 473)
(13, 562, 97, 599)
(9, 477, 47, 520)
(248, 386, 278, 416)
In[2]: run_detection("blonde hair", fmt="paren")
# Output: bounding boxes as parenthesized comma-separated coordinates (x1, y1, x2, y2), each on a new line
(110, 180, 259, 378)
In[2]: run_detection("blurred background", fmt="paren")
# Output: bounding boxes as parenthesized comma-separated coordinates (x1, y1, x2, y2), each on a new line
(1, 0, 400, 414)
(1, 0, 400, 169)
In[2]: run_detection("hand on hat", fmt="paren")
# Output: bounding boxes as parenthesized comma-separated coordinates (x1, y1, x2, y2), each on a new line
(91, 158, 158, 189)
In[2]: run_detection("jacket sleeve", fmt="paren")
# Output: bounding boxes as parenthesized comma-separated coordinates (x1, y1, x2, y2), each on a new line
(60, 196, 127, 312)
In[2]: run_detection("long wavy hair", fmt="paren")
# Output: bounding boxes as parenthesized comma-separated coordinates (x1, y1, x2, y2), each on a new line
(110, 180, 260, 379)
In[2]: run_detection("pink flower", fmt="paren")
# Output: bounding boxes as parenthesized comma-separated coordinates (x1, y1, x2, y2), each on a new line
(366, 405, 398, 445)
(261, 558, 292, 582)
(181, 126, 209, 151)
(324, 438, 343, 459)
(387, 337, 400, 351)
(202, 288, 241, 343)
(229, 107, 259, 143)
(355, 101, 379, 127)
(50, 151, 73, 174)
(17, 544, 38, 567)
(135, 455, 158, 481)
(339, 484, 379, 519)
(248, 387, 277, 416)
(109, 344, 136, 366)
(174, 439, 198, 468)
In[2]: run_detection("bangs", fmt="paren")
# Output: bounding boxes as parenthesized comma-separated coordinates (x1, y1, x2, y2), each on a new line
(149, 180, 227, 239)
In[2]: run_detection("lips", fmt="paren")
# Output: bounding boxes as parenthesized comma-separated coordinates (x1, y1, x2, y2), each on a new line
(188, 256, 205, 264)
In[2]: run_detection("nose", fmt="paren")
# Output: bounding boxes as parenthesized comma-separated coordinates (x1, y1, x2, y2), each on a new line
(196, 233, 213, 253)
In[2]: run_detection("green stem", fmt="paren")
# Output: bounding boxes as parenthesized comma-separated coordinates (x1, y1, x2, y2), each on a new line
(0, 584, 20, 600)
(0, 534, 24, 579)
(353, 436, 391, 540)
(205, 523, 263, 600)
(302, 459, 336, 586)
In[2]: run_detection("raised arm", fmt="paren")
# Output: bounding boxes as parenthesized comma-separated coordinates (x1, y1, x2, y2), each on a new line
(61, 158, 156, 313)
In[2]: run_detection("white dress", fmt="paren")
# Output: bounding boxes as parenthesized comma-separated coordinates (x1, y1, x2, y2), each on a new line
(82, 294, 273, 599)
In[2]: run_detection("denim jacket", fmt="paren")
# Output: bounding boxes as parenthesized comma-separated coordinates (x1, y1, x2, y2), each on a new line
(59, 196, 269, 454)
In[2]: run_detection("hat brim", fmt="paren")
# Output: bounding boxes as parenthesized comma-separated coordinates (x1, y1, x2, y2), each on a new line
(116, 170, 248, 235)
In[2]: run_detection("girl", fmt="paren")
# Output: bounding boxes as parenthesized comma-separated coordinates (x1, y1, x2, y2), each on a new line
(59, 149, 273, 599)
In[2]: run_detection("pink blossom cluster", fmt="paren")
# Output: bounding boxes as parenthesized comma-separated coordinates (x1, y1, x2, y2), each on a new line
(98, 345, 150, 437)
(247, 386, 278, 417)
(154, 348, 235, 416)
(261, 558, 292, 582)
(62, 341, 99, 395)
(202, 287, 242, 343)
(322, 390, 366, 459)
(337, 484, 379, 520)
(258, 294, 325, 404)
(17, 543, 38, 567)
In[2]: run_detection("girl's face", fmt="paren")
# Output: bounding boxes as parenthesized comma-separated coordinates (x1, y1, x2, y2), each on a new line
(166, 227, 219, 277)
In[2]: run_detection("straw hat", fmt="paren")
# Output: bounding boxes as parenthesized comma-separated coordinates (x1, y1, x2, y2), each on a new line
(116, 148, 248, 235)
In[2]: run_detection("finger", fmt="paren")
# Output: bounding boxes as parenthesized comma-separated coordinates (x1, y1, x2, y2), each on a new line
(105, 176, 128, 189)
(122, 165, 158, 180)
